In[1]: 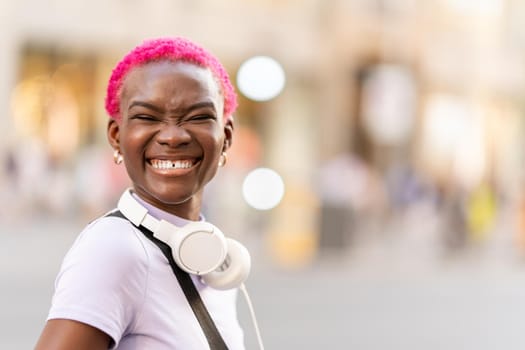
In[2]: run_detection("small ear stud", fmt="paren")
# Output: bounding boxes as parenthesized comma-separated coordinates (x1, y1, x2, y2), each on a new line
(113, 150, 123, 165)
(218, 152, 227, 167)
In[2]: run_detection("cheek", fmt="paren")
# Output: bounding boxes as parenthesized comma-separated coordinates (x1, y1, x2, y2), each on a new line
(210, 131, 226, 155)
(120, 127, 151, 158)
(194, 124, 225, 150)
(199, 133, 225, 174)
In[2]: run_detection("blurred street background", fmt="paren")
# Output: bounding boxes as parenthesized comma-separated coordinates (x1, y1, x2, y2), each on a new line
(3, 0, 525, 348)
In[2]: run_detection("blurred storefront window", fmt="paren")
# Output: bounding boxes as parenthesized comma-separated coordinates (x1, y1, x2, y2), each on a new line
(11, 44, 97, 161)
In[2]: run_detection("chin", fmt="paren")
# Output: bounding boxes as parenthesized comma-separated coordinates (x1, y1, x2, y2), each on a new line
(150, 186, 193, 202)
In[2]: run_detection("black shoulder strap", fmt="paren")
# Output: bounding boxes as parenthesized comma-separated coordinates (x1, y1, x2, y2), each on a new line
(106, 210, 229, 350)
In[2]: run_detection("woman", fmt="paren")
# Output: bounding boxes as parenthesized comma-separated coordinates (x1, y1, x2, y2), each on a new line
(35, 37, 246, 349)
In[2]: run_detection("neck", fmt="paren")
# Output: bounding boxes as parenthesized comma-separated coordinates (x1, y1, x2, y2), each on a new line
(131, 188, 203, 221)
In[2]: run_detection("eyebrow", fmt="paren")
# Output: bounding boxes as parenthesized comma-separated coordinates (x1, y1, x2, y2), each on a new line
(128, 101, 216, 114)
(128, 101, 163, 113)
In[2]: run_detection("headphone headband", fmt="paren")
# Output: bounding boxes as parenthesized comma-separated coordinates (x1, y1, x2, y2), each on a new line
(118, 189, 174, 243)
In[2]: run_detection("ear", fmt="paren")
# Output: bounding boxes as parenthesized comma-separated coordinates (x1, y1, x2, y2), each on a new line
(222, 115, 234, 152)
(107, 118, 121, 150)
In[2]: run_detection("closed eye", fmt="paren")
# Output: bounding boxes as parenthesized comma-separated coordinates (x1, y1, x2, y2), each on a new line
(131, 114, 157, 121)
(189, 114, 216, 122)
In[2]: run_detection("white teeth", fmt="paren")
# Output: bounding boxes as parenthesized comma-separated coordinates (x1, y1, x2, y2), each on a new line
(151, 159, 193, 169)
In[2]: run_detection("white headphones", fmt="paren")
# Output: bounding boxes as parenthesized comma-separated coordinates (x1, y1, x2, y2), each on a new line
(117, 189, 251, 290)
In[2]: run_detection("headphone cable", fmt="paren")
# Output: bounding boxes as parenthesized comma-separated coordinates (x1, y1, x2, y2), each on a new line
(239, 283, 265, 350)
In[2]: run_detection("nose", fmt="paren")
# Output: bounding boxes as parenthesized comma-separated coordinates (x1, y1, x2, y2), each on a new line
(156, 122, 191, 147)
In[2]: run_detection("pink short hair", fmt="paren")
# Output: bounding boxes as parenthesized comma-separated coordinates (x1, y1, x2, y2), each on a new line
(105, 37, 238, 120)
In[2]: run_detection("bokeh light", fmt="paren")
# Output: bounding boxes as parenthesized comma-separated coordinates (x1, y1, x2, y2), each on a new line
(242, 167, 285, 210)
(236, 56, 286, 101)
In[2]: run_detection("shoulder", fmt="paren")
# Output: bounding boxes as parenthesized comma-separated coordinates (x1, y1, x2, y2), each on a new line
(78, 214, 147, 258)
(61, 214, 150, 281)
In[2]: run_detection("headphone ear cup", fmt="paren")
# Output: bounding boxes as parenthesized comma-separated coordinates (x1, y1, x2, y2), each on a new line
(167, 221, 228, 275)
(201, 238, 251, 290)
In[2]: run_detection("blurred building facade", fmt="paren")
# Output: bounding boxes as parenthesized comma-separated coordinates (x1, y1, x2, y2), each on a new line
(2, 0, 525, 267)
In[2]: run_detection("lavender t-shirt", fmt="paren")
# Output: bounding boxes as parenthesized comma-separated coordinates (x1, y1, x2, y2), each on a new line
(47, 194, 245, 349)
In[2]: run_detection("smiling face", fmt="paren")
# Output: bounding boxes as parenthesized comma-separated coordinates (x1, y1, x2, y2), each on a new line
(107, 61, 233, 220)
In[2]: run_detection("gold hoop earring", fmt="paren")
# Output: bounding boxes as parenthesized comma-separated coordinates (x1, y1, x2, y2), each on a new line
(218, 152, 227, 167)
(113, 149, 123, 165)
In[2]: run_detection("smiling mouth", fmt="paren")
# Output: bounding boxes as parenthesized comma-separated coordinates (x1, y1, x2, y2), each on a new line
(149, 158, 198, 170)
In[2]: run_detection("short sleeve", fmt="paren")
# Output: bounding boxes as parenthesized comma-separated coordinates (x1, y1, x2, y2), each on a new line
(47, 217, 149, 348)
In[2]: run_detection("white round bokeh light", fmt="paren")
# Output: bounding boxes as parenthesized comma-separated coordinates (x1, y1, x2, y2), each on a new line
(242, 168, 285, 210)
(236, 56, 286, 101)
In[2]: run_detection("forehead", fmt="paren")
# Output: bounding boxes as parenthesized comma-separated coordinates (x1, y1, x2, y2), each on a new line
(121, 61, 221, 99)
